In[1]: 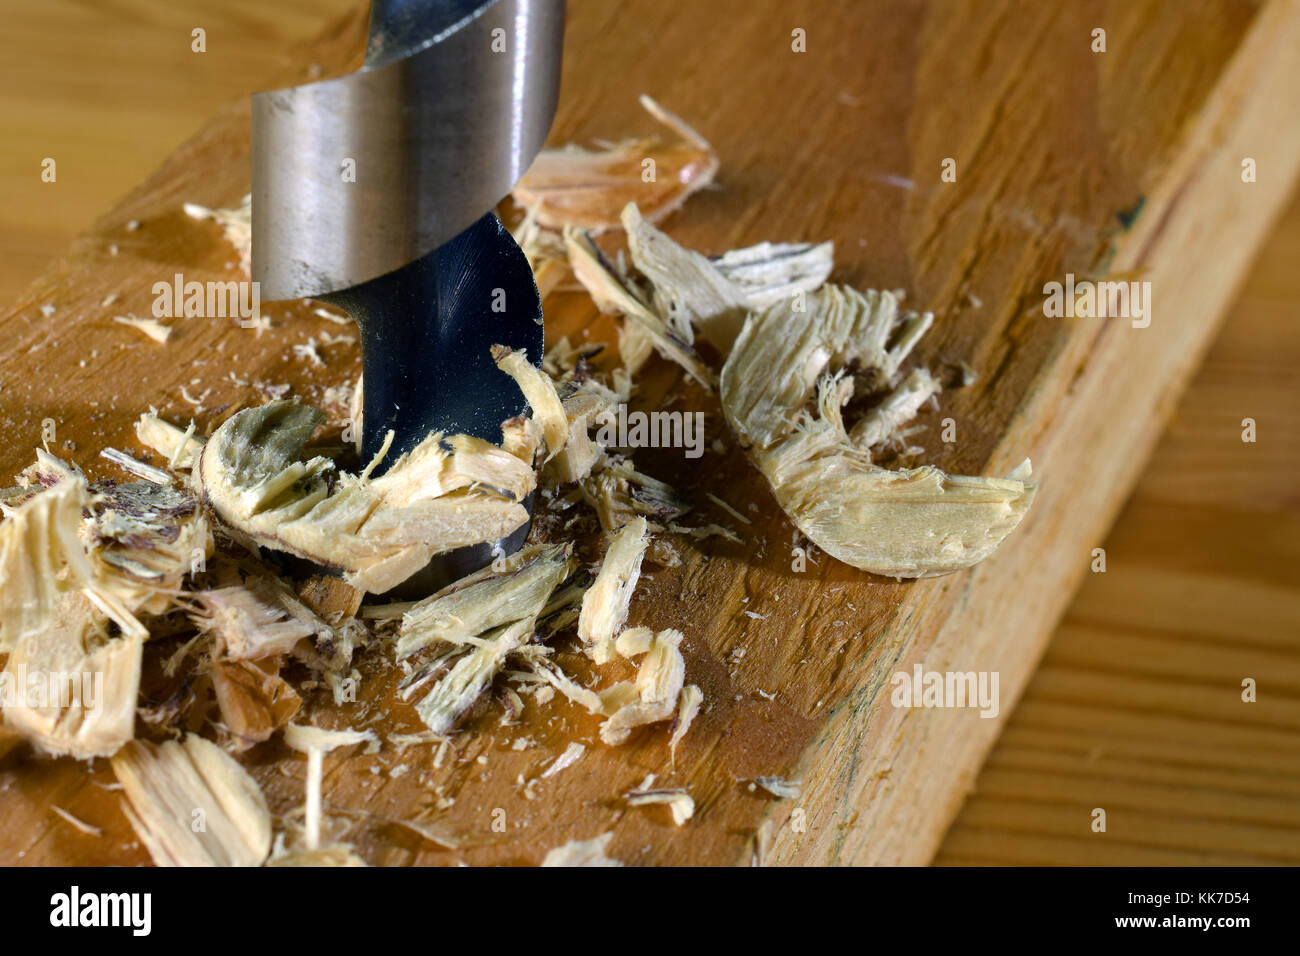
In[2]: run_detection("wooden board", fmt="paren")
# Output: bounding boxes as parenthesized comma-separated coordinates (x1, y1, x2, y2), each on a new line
(0, 0, 357, 306)
(1, 0, 1299, 866)
(936, 187, 1300, 865)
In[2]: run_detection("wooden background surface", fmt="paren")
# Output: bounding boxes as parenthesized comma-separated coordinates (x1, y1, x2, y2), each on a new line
(0, 0, 1296, 865)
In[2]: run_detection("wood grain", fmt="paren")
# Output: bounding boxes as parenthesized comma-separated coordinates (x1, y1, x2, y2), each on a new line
(935, 189, 1300, 866)
(0, 0, 358, 306)
(0, 0, 1298, 866)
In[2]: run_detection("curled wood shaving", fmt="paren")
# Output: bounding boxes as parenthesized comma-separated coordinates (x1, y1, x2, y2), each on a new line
(720, 285, 1035, 576)
(621, 202, 833, 354)
(565, 227, 715, 388)
(196, 402, 531, 593)
(710, 240, 836, 310)
(111, 733, 272, 866)
(623, 203, 750, 347)
(513, 95, 717, 232)
(567, 202, 835, 384)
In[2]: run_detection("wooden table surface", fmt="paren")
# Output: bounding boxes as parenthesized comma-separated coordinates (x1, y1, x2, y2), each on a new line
(1, 0, 1296, 865)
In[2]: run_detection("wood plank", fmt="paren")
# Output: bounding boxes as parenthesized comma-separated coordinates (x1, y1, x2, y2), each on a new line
(936, 185, 1300, 866)
(1, 0, 1299, 866)
(0, 0, 357, 305)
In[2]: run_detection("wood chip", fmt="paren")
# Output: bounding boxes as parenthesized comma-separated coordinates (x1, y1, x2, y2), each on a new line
(111, 733, 272, 866)
(112, 314, 172, 343)
(577, 516, 649, 659)
(512, 95, 717, 232)
(720, 285, 1035, 576)
(540, 832, 622, 867)
(3, 594, 141, 758)
(184, 195, 252, 273)
(195, 402, 532, 593)
(627, 787, 694, 825)
(600, 628, 686, 745)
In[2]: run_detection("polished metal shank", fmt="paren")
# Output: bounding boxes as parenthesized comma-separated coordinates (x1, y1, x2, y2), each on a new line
(251, 0, 564, 300)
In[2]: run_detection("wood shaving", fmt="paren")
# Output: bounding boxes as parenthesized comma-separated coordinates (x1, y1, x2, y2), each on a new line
(3, 592, 141, 758)
(312, 305, 351, 325)
(112, 314, 172, 343)
(211, 658, 302, 749)
(415, 618, 533, 735)
(614, 626, 654, 659)
(705, 492, 750, 525)
(512, 206, 571, 299)
(720, 285, 1035, 576)
(111, 733, 272, 866)
(565, 227, 715, 388)
(626, 787, 694, 825)
(135, 412, 204, 469)
(513, 95, 717, 232)
(600, 628, 685, 745)
(196, 402, 532, 592)
(98, 447, 171, 484)
(184, 195, 252, 274)
(754, 776, 802, 799)
(577, 516, 649, 659)
(283, 724, 376, 852)
(621, 202, 833, 354)
(541, 741, 586, 778)
(51, 805, 103, 837)
(192, 575, 329, 661)
(668, 683, 703, 762)
(397, 543, 574, 659)
(540, 832, 622, 867)
(580, 458, 691, 533)
(546, 382, 614, 484)
(0, 453, 208, 649)
(710, 240, 836, 310)
(493, 346, 568, 462)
